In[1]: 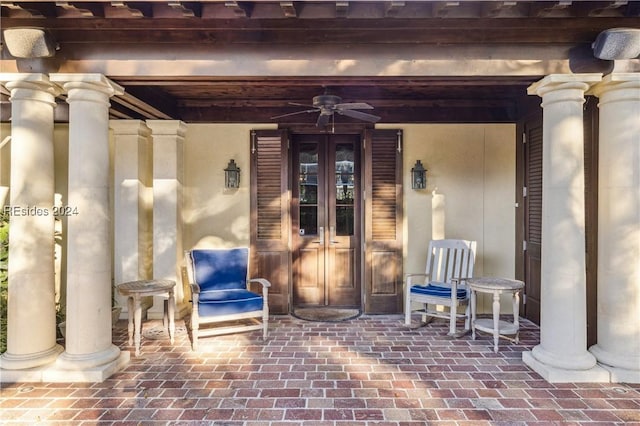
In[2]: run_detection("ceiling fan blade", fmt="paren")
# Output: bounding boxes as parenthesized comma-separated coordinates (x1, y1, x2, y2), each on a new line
(337, 109, 381, 123)
(335, 102, 374, 110)
(271, 108, 318, 119)
(316, 112, 331, 127)
(288, 102, 315, 108)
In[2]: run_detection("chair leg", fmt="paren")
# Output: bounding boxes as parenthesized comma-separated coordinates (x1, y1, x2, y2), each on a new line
(404, 291, 411, 326)
(448, 301, 458, 336)
(448, 303, 471, 338)
(263, 309, 268, 340)
(191, 307, 199, 351)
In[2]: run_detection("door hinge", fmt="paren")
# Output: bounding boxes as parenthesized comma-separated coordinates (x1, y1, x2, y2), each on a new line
(251, 130, 256, 154)
(523, 240, 527, 251)
(522, 132, 527, 144)
(523, 294, 527, 305)
(523, 186, 527, 197)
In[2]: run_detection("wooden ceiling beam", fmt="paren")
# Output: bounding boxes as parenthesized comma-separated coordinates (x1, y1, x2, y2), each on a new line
(279, 1, 297, 18)
(1, 2, 51, 17)
(530, 1, 573, 17)
(335, 1, 349, 18)
(166, 2, 199, 17)
(105, 2, 149, 18)
(112, 76, 543, 88)
(385, 1, 406, 17)
(224, 1, 251, 17)
(55, 2, 100, 18)
(177, 104, 517, 123)
(177, 98, 518, 108)
(25, 24, 629, 44)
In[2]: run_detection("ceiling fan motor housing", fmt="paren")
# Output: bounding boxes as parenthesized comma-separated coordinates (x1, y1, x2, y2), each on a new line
(313, 95, 342, 108)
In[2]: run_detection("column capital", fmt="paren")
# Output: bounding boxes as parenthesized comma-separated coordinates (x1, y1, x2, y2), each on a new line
(50, 73, 124, 97)
(590, 73, 640, 98)
(0, 73, 60, 101)
(146, 120, 187, 138)
(527, 73, 602, 97)
(110, 120, 152, 138)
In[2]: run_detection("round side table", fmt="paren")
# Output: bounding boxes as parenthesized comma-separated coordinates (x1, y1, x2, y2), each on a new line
(117, 279, 176, 356)
(467, 277, 525, 353)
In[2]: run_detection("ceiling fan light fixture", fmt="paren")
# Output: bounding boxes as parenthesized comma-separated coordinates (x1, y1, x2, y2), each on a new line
(313, 94, 342, 108)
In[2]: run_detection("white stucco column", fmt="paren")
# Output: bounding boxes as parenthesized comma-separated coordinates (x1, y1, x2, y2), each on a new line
(589, 73, 640, 383)
(0, 74, 63, 371)
(110, 120, 153, 315)
(147, 120, 187, 319)
(51, 74, 128, 376)
(522, 74, 609, 383)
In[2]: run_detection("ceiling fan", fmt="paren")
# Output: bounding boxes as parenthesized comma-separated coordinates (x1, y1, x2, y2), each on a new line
(272, 94, 381, 127)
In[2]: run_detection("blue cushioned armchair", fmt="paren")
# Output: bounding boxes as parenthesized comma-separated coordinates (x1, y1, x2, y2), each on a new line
(185, 248, 270, 350)
(404, 239, 476, 336)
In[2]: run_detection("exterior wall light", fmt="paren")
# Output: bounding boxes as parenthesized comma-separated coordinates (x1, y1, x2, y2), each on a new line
(224, 159, 241, 189)
(411, 160, 426, 190)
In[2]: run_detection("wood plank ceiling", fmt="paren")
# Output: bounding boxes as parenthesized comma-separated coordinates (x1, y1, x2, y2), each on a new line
(2, 1, 639, 125)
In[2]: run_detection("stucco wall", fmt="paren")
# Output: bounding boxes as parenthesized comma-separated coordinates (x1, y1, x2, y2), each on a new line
(1, 121, 516, 314)
(182, 123, 277, 250)
(184, 123, 516, 305)
(379, 123, 516, 312)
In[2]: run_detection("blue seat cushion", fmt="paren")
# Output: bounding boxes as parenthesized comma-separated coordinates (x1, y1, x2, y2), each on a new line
(198, 289, 263, 316)
(191, 248, 249, 291)
(410, 284, 467, 300)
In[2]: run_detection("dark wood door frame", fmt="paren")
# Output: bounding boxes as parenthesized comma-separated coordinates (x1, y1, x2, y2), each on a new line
(290, 133, 362, 309)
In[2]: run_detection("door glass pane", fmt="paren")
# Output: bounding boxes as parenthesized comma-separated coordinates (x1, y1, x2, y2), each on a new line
(300, 206, 318, 235)
(335, 143, 354, 236)
(299, 143, 318, 236)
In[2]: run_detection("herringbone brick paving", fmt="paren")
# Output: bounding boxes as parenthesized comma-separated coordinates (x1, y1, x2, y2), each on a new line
(1, 314, 639, 425)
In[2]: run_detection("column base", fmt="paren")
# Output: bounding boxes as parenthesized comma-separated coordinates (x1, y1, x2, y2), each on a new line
(56, 344, 122, 370)
(598, 364, 640, 384)
(0, 351, 130, 383)
(523, 351, 610, 383)
(0, 344, 64, 370)
(590, 344, 640, 383)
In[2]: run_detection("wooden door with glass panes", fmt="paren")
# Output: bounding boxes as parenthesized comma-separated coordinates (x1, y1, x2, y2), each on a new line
(292, 134, 361, 308)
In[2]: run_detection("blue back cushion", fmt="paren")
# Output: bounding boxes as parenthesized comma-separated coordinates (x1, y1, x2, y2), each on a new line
(191, 248, 248, 291)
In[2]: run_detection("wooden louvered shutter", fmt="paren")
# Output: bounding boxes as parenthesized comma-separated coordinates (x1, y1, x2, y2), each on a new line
(523, 116, 543, 324)
(250, 130, 290, 314)
(583, 97, 598, 347)
(363, 129, 403, 314)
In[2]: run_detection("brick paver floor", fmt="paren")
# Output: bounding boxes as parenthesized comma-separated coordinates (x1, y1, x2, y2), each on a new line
(1, 314, 639, 425)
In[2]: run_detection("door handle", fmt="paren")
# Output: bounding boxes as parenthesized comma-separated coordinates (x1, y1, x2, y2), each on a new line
(330, 226, 337, 244)
(315, 226, 324, 245)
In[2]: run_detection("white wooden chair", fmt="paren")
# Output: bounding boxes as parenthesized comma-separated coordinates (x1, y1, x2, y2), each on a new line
(184, 247, 270, 350)
(404, 239, 476, 336)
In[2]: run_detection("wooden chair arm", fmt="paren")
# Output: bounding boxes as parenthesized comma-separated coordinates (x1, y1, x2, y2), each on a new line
(250, 278, 271, 288)
(450, 277, 471, 287)
(406, 273, 430, 286)
(250, 278, 271, 300)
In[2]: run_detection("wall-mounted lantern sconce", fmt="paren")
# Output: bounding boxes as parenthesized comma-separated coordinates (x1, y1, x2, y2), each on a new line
(224, 159, 240, 189)
(411, 160, 426, 190)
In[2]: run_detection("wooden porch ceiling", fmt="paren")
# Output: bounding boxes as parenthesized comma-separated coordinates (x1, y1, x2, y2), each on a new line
(2, 1, 639, 125)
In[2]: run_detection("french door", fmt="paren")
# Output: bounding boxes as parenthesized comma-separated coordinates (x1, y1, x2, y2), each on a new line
(291, 134, 361, 308)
